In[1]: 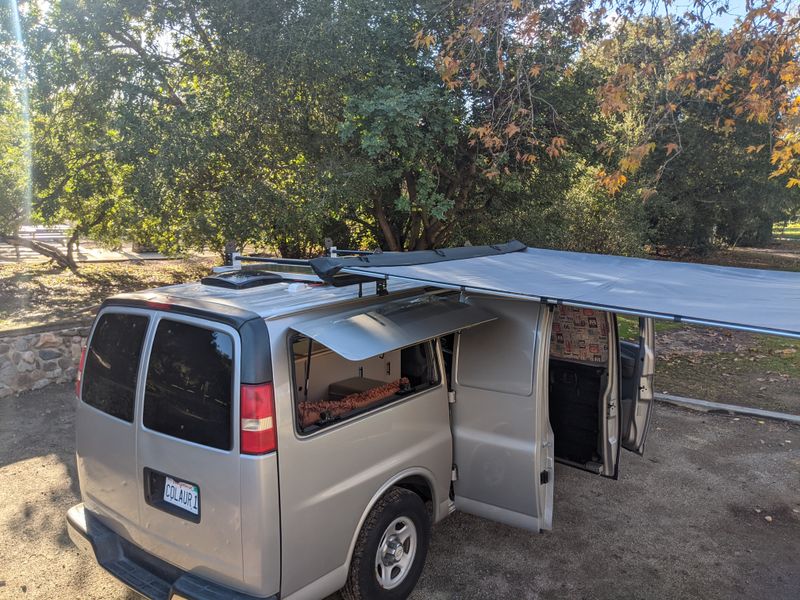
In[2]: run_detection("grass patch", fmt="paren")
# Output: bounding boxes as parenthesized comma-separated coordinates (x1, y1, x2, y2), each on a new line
(617, 316, 684, 341)
(0, 258, 215, 331)
(774, 221, 800, 241)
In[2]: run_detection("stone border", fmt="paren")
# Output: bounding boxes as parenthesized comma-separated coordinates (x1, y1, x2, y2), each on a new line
(0, 325, 90, 398)
(655, 393, 800, 425)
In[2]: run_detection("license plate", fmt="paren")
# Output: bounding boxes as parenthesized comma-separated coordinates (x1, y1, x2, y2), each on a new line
(163, 477, 199, 515)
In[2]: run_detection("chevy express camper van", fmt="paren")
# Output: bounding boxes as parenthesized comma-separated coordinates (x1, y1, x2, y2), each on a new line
(67, 241, 800, 600)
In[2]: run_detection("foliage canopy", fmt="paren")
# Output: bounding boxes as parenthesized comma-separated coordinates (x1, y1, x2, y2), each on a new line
(0, 0, 797, 263)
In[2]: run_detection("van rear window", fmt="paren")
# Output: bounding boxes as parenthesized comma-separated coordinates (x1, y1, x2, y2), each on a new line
(82, 313, 149, 422)
(143, 320, 234, 450)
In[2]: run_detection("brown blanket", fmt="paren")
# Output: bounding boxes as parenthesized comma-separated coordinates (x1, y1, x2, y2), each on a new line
(298, 377, 410, 428)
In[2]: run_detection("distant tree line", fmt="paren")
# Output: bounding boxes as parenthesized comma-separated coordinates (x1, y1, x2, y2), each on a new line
(0, 0, 798, 268)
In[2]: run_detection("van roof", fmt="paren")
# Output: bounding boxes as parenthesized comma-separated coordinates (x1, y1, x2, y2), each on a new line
(105, 275, 425, 321)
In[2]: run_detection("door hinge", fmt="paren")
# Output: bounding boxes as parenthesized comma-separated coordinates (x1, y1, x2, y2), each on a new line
(540, 470, 550, 485)
(447, 390, 456, 404)
(451, 465, 459, 481)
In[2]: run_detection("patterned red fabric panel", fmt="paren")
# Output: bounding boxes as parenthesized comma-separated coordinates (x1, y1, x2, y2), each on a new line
(550, 306, 609, 364)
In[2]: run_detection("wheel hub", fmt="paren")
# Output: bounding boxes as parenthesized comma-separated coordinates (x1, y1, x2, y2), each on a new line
(374, 516, 418, 590)
(383, 538, 404, 564)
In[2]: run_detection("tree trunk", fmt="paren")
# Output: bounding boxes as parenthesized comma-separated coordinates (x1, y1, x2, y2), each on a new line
(66, 229, 80, 268)
(372, 194, 401, 252)
(2, 235, 79, 272)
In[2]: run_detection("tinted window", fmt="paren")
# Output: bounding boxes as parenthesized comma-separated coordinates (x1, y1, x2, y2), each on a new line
(143, 320, 234, 450)
(82, 313, 149, 422)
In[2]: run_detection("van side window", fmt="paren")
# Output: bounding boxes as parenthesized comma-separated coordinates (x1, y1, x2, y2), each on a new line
(82, 313, 149, 422)
(291, 336, 440, 434)
(143, 320, 234, 450)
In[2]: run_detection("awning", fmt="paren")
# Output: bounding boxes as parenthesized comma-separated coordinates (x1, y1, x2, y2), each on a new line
(311, 244, 800, 339)
(291, 294, 497, 361)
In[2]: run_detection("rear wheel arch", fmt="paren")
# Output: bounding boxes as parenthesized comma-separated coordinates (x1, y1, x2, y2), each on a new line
(393, 475, 434, 516)
(345, 469, 437, 571)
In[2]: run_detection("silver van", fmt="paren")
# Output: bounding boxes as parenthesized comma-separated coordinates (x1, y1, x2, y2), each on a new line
(68, 242, 796, 600)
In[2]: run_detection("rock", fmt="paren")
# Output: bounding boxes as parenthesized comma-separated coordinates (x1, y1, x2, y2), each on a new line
(754, 508, 762, 513)
(58, 357, 73, 370)
(0, 388, 12, 399)
(35, 332, 61, 348)
(17, 357, 36, 373)
(39, 349, 62, 361)
(764, 515, 773, 523)
(13, 338, 29, 351)
(42, 361, 60, 373)
(31, 378, 50, 391)
(0, 343, 9, 355)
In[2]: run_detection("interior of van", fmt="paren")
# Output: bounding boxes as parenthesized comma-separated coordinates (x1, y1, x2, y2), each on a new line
(548, 306, 615, 473)
(290, 336, 439, 433)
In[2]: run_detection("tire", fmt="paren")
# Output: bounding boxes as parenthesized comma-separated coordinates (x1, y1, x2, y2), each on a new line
(342, 487, 431, 600)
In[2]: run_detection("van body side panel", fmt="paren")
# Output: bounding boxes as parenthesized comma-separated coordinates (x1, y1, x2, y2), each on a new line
(270, 319, 452, 598)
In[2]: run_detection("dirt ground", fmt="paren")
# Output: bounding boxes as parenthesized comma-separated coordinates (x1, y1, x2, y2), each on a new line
(1, 385, 798, 599)
(654, 325, 800, 414)
(0, 259, 214, 331)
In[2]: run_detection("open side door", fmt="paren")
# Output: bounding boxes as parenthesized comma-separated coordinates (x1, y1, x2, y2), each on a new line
(620, 317, 656, 454)
(548, 307, 620, 478)
(451, 295, 554, 532)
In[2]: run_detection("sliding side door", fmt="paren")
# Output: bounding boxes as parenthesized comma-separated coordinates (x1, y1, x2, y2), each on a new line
(451, 296, 554, 532)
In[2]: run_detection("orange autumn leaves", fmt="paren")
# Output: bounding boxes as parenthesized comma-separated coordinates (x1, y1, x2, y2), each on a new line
(413, 0, 799, 195)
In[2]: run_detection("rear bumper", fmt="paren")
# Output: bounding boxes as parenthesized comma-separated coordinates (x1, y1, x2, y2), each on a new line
(66, 503, 277, 600)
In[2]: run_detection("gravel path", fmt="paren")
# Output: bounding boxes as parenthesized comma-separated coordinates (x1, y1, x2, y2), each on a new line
(1, 385, 798, 599)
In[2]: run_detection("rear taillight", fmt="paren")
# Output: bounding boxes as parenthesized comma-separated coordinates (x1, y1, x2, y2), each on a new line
(240, 383, 277, 455)
(75, 346, 87, 399)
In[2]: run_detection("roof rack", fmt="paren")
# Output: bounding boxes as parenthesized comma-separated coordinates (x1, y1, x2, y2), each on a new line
(215, 251, 385, 290)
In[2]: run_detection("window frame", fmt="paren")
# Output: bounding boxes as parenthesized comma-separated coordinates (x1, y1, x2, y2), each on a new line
(138, 313, 241, 452)
(288, 332, 443, 437)
(80, 307, 152, 424)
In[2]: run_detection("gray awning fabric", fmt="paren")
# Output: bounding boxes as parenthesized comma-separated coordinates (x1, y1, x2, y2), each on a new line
(339, 247, 800, 339)
(292, 294, 497, 361)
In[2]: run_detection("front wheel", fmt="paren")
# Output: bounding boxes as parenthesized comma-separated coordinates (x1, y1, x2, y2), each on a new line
(342, 487, 431, 600)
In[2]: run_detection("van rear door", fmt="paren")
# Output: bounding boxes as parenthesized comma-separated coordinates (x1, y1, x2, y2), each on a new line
(620, 317, 656, 454)
(76, 309, 150, 530)
(134, 315, 245, 588)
